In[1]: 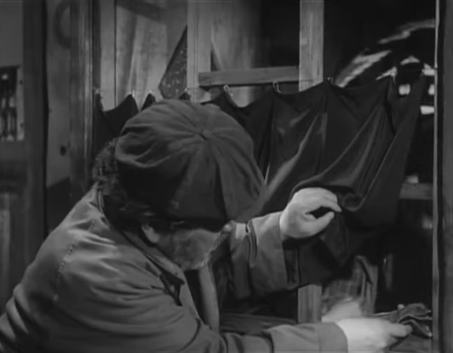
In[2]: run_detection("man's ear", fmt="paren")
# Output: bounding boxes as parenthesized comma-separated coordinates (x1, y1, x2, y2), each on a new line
(141, 224, 162, 244)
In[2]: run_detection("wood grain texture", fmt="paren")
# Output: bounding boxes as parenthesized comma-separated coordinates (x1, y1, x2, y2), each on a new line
(299, 0, 324, 91)
(434, 0, 453, 352)
(22, 0, 46, 273)
(187, 0, 211, 102)
(187, 0, 218, 332)
(199, 66, 299, 87)
(297, 0, 324, 324)
(69, 0, 94, 204)
(209, 0, 263, 106)
(98, 0, 116, 109)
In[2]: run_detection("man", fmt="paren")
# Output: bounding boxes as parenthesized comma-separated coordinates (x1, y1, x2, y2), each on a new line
(0, 100, 411, 353)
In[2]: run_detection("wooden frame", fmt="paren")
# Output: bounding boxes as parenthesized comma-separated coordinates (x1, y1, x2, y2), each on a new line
(21, 0, 46, 282)
(434, 0, 453, 352)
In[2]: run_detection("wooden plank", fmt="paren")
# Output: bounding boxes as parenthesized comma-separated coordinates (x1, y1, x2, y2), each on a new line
(98, 0, 116, 109)
(187, 0, 218, 332)
(22, 0, 46, 272)
(299, 0, 324, 91)
(199, 66, 300, 87)
(297, 0, 324, 324)
(434, 0, 453, 352)
(69, 0, 94, 204)
(399, 183, 433, 200)
(187, 0, 212, 102)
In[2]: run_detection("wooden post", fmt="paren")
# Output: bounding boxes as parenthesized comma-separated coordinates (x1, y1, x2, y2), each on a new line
(69, 0, 94, 204)
(98, 0, 116, 109)
(187, 0, 218, 332)
(434, 0, 453, 352)
(297, 0, 324, 323)
(299, 0, 324, 91)
(22, 0, 46, 267)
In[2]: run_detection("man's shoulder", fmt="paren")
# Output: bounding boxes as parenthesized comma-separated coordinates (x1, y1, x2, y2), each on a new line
(49, 218, 163, 289)
(32, 200, 163, 302)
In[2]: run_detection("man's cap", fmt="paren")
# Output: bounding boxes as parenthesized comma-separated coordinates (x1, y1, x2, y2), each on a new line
(114, 99, 265, 227)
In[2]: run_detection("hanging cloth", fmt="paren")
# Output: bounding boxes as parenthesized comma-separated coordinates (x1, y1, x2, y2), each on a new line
(92, 93, 139, 163)
(142, 93, 156, 111)
(207, 76, 427, 286)
(103, 94, 139, 137)
(178, 91, 191, 101)
(92, 93, 116, 161)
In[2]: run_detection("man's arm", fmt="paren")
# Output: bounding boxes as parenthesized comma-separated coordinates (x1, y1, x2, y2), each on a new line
(228, 211, 294, 299)
(48, 250, 347, 353)
(228, 188, 342, 299)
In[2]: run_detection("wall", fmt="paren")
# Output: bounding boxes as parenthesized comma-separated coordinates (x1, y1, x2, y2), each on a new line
(110, 0, 263, 107)
(210, 0, 264, 106)
(46, 0, 71, 187)
(0, 0, 23, 67)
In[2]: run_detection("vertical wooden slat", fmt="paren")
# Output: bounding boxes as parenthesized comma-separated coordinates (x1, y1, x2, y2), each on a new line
(297, 0, 324, 323)
(187, 0, 211, 102)
(299, 0, 324, 91)
(99, 0, 116, 109)
(434, 0, 453, 352)
(187, 0, 218, 331)
(0, 193, 11, 310)
(22, 0, 46, 269)
(69, 0, 94, 204)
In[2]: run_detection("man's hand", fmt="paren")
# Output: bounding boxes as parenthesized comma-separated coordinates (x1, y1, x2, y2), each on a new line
(336, 318, 412, 353)
(322, 297, 364, 322)
(279, 188, 341, 241)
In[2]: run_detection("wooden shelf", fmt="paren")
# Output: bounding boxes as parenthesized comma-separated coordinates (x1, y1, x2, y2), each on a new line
(399, 183, 433, 200)
(389, 335, 432, 353)
(199, 66, 299, 87)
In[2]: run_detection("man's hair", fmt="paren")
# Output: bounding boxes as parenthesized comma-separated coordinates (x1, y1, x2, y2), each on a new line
(91, 139, 227, 234)
(91, 139, 159, 231)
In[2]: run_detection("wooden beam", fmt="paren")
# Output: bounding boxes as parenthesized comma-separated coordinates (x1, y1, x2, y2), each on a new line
(187, 0, 212, 102)
(199, 66, 300, 87)
(22, 0, 46, 270)
(434, 0, 453, 352)
(297, 0, 324, 324)
(69, 0, 94, 204)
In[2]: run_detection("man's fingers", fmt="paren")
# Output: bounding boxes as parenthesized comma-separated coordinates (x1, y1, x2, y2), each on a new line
(307, 212, 335, 234)
(308, 197, 342, 213)
(304, 188, 339, 204)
